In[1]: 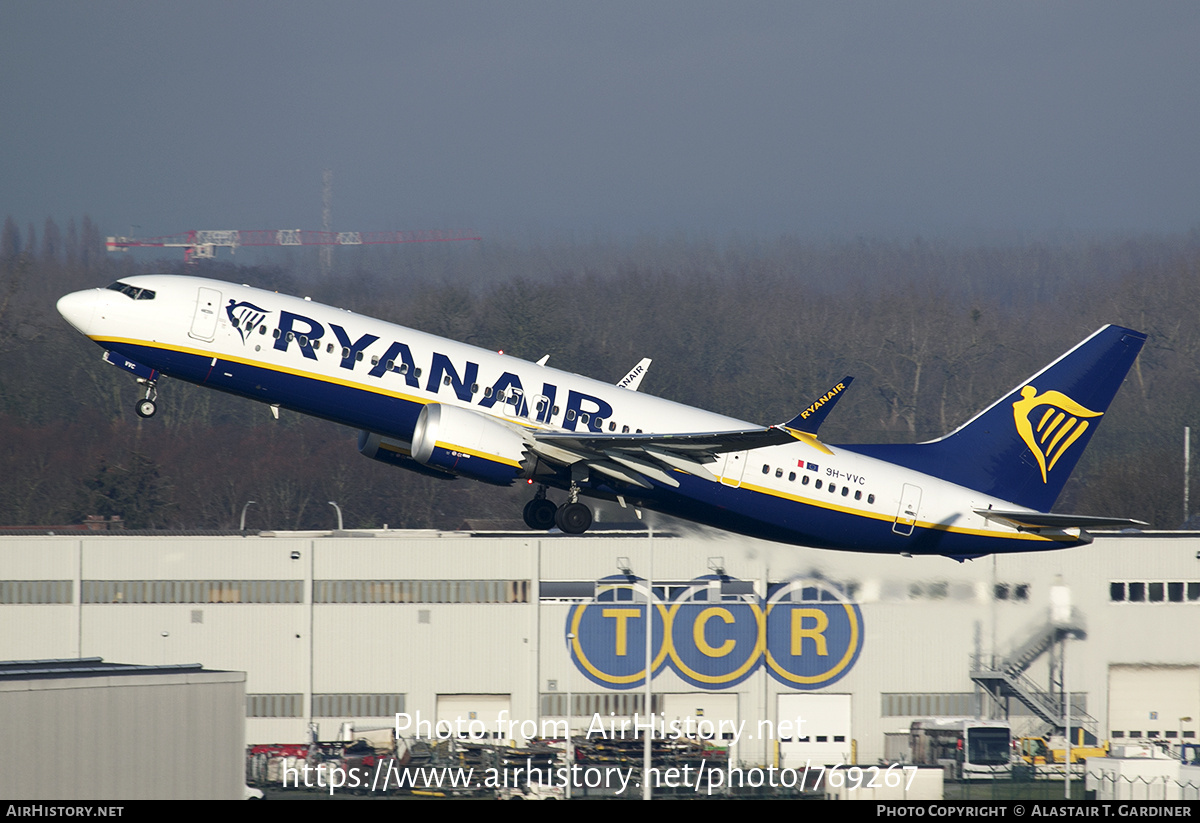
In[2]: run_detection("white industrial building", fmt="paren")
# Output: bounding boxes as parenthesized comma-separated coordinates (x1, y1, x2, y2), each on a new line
(0, 658, 246, 799)
(1, 529, 1196, 768)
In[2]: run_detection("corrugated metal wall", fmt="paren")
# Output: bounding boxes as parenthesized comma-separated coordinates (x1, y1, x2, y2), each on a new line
(0, 670, 245, 799)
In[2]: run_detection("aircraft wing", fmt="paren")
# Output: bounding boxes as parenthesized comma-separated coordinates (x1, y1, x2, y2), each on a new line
(533, 425, 799, 456)
(974, 510, 1148, 531)
(530, 425, 832, 489)
(527, 376, 854, 489)
(528, 427, 782, 488)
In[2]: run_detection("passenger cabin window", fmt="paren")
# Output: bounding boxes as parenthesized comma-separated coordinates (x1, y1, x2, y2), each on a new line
(106, 282, 156, 300)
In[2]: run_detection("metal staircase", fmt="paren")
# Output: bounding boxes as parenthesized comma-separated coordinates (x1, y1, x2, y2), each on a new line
(971, 606, 1099, 737)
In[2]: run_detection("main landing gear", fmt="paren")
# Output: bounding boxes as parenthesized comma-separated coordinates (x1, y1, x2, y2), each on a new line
(523, 484, 593, 535)
(522, 496, 557, 531)
(555, 501, 592, 535)
(135, 379, 159, 418)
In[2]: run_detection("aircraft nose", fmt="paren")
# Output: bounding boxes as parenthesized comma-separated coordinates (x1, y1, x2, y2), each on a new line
(56, 290, 97, 335)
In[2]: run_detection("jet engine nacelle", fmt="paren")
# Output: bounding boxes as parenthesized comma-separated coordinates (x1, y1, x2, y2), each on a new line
(357, 430, 457, 480)
(411, 403, 534, 485)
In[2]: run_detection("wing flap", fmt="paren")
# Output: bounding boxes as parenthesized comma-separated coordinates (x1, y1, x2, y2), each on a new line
(604, 451, 681, 488)
(643, 447, 719, 483)
(528, 439, 590, 466)
(589, 459, 653, 489)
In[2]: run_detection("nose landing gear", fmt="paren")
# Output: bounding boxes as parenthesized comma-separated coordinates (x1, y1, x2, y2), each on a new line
(135, 380, 158, 418)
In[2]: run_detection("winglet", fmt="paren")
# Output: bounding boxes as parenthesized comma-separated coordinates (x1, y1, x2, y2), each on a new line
(783, 376, 854, 435)
(617, 358, 652, 391)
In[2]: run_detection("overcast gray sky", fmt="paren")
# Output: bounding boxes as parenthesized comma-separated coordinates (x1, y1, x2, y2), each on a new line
(4, 1, 1199, 242)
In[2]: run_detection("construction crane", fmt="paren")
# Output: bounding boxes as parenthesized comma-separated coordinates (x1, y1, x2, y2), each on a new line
(106, 228, 481, 263)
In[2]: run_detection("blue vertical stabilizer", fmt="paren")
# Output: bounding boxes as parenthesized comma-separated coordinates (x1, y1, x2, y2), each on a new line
(839, 325, 1146, 511)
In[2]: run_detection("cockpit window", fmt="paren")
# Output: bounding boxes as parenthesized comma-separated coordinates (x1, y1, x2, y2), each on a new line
(106, 281, 156, 300)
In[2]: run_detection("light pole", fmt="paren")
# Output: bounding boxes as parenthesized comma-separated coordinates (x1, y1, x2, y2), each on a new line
(239, 500, 257, 532)
(328, 501, 343, 532)
(1051, 577, 1072, 799)
(565, 631, 575, 800)
(615, 552, 655, 800)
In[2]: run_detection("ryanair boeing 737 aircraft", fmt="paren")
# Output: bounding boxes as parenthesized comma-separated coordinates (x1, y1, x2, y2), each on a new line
(58, 275, 1147, 558)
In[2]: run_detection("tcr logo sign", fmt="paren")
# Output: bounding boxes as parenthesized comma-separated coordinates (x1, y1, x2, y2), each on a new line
(566, 576, 863, 690)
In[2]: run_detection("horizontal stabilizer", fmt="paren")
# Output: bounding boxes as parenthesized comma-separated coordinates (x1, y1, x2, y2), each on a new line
(783, 376, 854, 435)
(975, 509, 1147, 531)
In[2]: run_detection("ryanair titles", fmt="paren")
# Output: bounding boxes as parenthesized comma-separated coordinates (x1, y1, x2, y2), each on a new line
(232, 304, 615, 431)
(799, 382, 847, 421)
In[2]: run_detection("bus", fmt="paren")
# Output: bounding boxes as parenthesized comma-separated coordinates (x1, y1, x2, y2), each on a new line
(909, 719, 1012, 779)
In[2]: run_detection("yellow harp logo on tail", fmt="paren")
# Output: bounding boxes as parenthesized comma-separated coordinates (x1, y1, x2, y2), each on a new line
(1012, 386, 1103, 483)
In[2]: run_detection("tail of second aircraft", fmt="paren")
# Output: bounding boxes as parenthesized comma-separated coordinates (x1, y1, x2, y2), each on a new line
(840, 325, 1147, 512)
